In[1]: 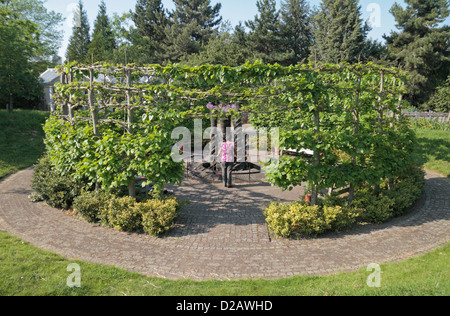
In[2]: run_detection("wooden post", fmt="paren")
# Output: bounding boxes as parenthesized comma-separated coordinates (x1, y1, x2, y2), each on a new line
(210, 114, 217, 161)
(68, 71, 74, 121)
(60, 72, 68, 120)
(233, 103, 244, 163)
(348, 74, 362, 206)
(310, 61, 320, 206)
(311, 109, 321, 207)
(397, 82, 405, 113)
(126, 69, 133, 134)
(374, 71, 385, 196)
(89, 68, 99, 136)
(125, 68, 136, 198)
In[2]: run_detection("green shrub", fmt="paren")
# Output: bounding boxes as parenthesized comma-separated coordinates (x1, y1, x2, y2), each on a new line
(424, 75, 450, 113)
(355, 195, 395, 224)
(100, 196, 182, 236)
(100, 197, 141, 233)
(264, 202, 359, 238)
(139, 198, 180, 237)
(265, 164, 425, 238)
(384, 166, 425, 216)
(352, 165, 425, 223)
(73, 190, 109, 223)
(31, 157, 85, 210)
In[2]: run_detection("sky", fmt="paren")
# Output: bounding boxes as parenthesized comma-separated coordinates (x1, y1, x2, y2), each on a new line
(42, 0, 449, 59)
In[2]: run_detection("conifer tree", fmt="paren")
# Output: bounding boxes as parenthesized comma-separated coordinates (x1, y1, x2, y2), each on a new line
(66, 0, 91, 63)
(311, 0, 369, 64)
(88, 1, 116, 63)
(130, 0, 168, 64)
(245, 0, 291, 65)
(385, 0, 450, 107)
(164, 0, 222, 62)
(280, 0, 312, 65)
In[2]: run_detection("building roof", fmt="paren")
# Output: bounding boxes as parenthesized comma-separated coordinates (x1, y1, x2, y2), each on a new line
(39, 68, 60, 85)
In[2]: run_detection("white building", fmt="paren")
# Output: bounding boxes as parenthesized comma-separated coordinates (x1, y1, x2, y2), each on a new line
(39, 68, 60, 111)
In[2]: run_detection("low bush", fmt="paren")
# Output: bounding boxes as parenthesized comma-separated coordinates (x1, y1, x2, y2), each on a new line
(264, 202, 359, 238)
(73, 190, 109, 223)
(139, 198, 180, 237)
(265, 164, 426, 238)
(353, 190, 395, 224)
(100, 197, 141, 233)
(100, 196, 182, 236)
(323, 205, 360, 232)
(384, 165, 425, 217)
(31, 157, 85, 210)
(352, 165, 425, 223)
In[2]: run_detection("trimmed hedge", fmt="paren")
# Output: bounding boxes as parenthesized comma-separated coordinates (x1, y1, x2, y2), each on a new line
(264, 202, 359, 238)
(99, 196, 182, 236)
(73, 190, 109, 223)
(264, 165, 426, 238)
(32, 157, 184, 237)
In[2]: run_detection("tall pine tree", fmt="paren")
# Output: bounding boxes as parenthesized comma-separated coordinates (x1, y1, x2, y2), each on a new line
(88, 0, 116, 63)
(280, 0, 312, 65)
(385, 0, 450, 107)
(312, 0, 369, 64)
(164, 0, 222, 62)
(245, 0, 291, 65)
(66, 0, 90, 63)
(130, 0, 168, 64)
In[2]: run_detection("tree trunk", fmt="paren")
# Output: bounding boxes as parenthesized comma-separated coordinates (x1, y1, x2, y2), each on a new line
(311, 109, 320, 206)
(8, 93, 13, 112)
(128, 180, 136, 198)
(348, 184, 355, 206)
(348, 76, 362, 206)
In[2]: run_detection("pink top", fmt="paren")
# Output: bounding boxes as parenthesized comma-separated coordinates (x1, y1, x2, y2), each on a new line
(221, 142, 235, 163)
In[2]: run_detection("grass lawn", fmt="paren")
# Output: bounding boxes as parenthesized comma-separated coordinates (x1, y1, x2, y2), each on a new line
(414, 128, 450, 178)
(0, 231, 448, 296)
(0, 110, 449, 296)
(0, 110, 49, 179)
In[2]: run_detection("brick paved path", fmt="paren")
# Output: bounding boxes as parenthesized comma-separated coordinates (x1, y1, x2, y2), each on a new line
(0, 168, 448, 281)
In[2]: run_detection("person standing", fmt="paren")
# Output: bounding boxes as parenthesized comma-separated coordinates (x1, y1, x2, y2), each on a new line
(219, 139, 235, 188)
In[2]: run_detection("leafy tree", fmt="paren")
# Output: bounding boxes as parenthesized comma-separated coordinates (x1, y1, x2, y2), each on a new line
(245, 0, 291, 65)
(311, 0, 370, 64)
(164, 0, 222, 62)
(7, 0, 64, 72)
(384, 0, 450, 107)
(130, 0, 169, 65)
(0, 3, 42, 110)
(109, 12, 134, 64)
(279, 0, 312, 65)
(88, 0, 116, 63)
(66, 0, 91, 63)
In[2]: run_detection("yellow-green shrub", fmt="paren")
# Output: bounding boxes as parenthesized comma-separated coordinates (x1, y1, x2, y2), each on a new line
(322, 205, 360, 232)
(264, 202, 358, 238)
(100, 197, 141, 233)
(73, 190, 109, 223)
(139, 198, 180, 237)
(100, 196, 182, 236)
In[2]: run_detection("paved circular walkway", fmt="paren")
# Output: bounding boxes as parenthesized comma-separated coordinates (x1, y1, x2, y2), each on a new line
(0, 168, 448, 281)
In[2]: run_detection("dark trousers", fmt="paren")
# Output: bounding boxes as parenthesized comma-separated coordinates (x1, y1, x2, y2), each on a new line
(221, 162, 234, 187)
